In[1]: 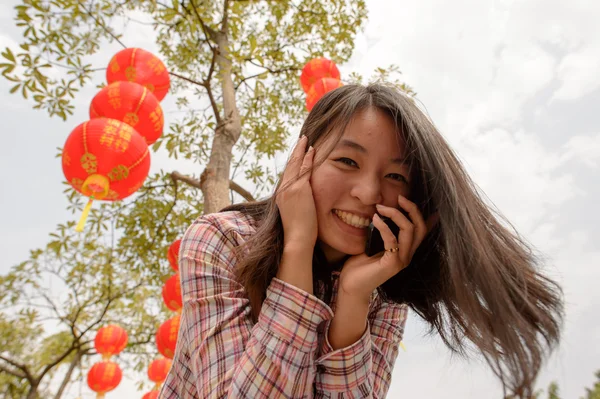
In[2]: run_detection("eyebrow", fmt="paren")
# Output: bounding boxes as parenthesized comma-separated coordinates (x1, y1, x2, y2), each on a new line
(337, 139, 408, 165)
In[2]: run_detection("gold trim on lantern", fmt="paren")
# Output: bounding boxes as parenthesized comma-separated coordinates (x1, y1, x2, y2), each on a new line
(83, 121, 90, 153)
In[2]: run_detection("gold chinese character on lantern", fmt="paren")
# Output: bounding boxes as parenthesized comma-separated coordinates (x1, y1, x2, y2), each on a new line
(108, 97, 121, 109)
(146, 57, 166, 74)
(63, 151, 71, 167)
(149, 105, 163, 132)
(109, 58, 120, 73)
(100, 124, 132, 153)
(107, 84, 121, 109)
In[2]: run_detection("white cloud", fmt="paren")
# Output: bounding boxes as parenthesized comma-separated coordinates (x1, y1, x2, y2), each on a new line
(553, 45, 600, 101)
(457, 128, 580, 233)
(562, 133, 600, 168)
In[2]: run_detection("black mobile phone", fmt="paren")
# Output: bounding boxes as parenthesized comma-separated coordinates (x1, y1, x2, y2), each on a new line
(365, 215, 401, 257)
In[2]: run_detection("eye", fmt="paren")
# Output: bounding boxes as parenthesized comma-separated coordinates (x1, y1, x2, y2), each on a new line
(387, 173, 408, 183)
(335, 157, 358, 167)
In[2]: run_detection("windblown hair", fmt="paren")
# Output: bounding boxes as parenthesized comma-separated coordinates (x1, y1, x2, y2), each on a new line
(221, 83, 563, 397)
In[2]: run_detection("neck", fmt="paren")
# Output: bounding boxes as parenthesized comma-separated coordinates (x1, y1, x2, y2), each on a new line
(316, 241, 348, 270)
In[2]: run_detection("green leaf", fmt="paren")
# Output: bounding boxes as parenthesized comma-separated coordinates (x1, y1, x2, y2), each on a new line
(1, 48, 16, 63)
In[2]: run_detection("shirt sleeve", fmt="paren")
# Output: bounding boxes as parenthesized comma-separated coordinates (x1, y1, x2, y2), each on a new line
(314, 291, 408, 399)
(160, 216, 334, 399)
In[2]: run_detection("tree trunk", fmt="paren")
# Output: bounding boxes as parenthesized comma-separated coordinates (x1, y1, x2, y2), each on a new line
(200, 30, 242, 215)
(53, 351, 82, 399)
(26, 382, 39, 399)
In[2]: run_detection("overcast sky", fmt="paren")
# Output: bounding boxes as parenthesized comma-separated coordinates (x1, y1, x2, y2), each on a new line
(1, 0, 599, 397)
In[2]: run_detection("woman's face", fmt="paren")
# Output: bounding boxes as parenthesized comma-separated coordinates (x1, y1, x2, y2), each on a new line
(310, 107, 412, 263)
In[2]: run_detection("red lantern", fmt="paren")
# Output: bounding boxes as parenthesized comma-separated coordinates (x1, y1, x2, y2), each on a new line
(142, 391, 159, 399)
(156, 315, 180, 359)
(162, 273, 182, 312)
(306, 78, 343, 111)
(300, 58, 340, 94)
(167, 239, 181, 272)
(107, 48, 170, 102)
(94, 325, 128, 360)
(87, 361, 122, 397)
(90, 81, 164, 144)
(62, 118, 151, 231)
(148, 357, 172, 384)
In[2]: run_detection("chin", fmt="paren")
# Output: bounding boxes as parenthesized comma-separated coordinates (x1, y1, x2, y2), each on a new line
(318, 212, 368, 258)
(321, 236, 366, 258)
(337, 243, 365, 256)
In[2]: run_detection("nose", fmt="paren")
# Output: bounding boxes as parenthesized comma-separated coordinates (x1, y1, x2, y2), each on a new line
(350, 174, 383, 205)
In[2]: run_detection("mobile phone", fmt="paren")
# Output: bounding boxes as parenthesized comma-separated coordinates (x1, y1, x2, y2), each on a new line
(365, 215, 401, 257)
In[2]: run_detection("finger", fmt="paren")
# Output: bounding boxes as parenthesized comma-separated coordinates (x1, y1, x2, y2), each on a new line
(376, 204, 414, 261)
(375, 203, 412, 231)
(280, 135, 308, 186)
(372, 214, 398, 251)
(397, 195, 428, 254)
(298, 146, 315, 182)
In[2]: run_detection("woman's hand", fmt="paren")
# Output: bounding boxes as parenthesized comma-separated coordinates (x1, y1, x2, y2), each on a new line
(338, 194, 439, 303)
(275, 135, 318, 294)
(276, 135, 318, 250)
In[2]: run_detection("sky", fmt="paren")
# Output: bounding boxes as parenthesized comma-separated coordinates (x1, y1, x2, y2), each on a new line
(1, 0, 599, 398)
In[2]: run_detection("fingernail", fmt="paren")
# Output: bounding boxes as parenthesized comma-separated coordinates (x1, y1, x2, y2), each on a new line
(376, 204, 384, 210)
(308, 145, 314, 152)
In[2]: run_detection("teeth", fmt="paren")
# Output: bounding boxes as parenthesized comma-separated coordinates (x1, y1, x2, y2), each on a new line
(334, 210, 370, 228)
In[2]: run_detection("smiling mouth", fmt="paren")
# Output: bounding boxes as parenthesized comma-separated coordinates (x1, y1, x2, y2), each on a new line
(333, 209, 371, 228)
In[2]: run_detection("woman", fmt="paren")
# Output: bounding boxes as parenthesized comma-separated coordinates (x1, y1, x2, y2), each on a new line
(160, 84, 563, 398)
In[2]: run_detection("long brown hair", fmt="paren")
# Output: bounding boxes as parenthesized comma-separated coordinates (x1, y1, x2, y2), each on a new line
(221, 83, 563, 397)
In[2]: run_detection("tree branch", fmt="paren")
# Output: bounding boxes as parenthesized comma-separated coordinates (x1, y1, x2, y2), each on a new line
(235, 65, 298, 90)
(185, 2, 222, 124)
(78, 1, 127, 48)
(0, 362, 26, 379)
(221, 0, 230, 33)
(169, 71, 206, 88)
(229, 180, 255, 202)
(189, 1, 218, 42)
(0, 355, 32, 381)
(147, 175, 180, 250)
(203, 50, 222, 125)
(246, 59, 299, 74)
(37, 342, 79, 383)
(171, 171, 254, 201)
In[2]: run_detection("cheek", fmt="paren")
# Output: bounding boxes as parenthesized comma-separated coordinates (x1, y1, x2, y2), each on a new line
(381, 187, 409, 208)
(310, 165, 344, 212)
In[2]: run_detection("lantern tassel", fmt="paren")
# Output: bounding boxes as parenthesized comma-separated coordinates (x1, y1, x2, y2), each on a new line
(75, 197, 94, 232)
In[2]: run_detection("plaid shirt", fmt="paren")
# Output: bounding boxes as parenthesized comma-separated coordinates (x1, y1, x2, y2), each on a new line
(160, 211, 408, 399)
